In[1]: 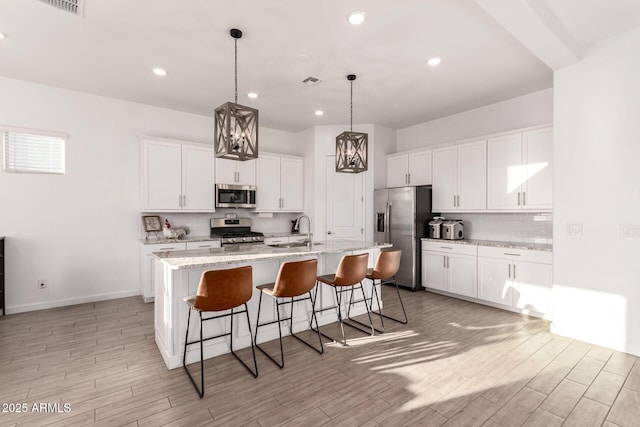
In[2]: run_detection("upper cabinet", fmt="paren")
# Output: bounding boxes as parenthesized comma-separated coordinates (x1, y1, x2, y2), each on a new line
(141, 137, 215, 212)
(386, 149, 432, 188)
(215, 158, 256, 186)
(487, 127, 552, 210)
(433, 140, 486, 211)
(255, 153, 304, 212)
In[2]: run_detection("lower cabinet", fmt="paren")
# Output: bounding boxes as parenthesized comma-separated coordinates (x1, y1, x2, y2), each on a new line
(478, 246, 553, 317)
(422, 241, 478, 298)
(139, 240, 221, 302)
(421, 239, 553, 319)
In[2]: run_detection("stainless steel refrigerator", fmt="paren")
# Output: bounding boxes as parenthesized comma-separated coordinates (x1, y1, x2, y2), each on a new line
(374, 186, 434, 290)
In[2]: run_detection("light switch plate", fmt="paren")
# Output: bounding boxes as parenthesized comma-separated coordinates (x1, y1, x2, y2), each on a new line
(566, 223, 583, 236)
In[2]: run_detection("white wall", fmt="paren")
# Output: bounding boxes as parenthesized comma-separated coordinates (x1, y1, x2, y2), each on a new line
(0, 76, 296, 313)
(552, 27, 640, 355)
(373, 125, 397, 190)
(396, 89, 553, 151)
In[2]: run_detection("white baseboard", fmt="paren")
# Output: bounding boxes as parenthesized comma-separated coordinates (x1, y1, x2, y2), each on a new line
(6, 289, 141, 314)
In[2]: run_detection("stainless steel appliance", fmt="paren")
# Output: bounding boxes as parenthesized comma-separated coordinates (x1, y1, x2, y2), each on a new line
(215, 184, 257, 208)
(442, 220, 464, 240)
(210, 217, 264, 245)
(374, 186, 434, 290)
(428, 217, 444, 239)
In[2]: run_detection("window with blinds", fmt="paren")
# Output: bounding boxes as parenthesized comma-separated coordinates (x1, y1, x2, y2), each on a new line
(2, 129, 66, 174)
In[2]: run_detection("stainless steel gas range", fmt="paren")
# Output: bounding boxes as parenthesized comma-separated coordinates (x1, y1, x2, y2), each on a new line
(209, 218, 264, 245)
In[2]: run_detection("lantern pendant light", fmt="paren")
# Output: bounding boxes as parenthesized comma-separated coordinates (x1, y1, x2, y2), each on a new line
(336, 74, 368, 173)
(214, 28, 259, 161)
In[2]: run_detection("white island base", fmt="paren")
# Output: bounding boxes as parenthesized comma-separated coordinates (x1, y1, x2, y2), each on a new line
(153, 241, 390, 369)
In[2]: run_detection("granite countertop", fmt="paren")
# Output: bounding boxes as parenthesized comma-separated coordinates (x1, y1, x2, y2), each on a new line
(259, 231, 305, 238)
(155, 240, 392, 269)
(421, 238, 552, 252)
(139, 235, 221, 245)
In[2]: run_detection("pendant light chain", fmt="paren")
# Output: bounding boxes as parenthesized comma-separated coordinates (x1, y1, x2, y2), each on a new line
(350, 79, 353, 132)
(234, 38, 238, 104)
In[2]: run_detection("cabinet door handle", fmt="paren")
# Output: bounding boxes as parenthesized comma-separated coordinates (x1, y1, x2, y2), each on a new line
(159, 247, 175, 250)
(508, 264, 511, 278)
(513, 264, 516, 279)
(408, 173, 411, 184)
(523, 192, 526, 206)
(281, 198, 284, 208)
(518, 192, 521, 206)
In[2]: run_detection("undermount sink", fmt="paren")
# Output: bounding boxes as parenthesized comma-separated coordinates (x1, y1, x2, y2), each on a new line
(267, 242, 323, 249)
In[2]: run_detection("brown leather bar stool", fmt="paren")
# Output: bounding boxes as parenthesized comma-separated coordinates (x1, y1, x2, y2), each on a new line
(364, 249, 406, 332)
(183, 266, 258, 398)
(254, 259, 323, 368)
(314, 253, 374, 346)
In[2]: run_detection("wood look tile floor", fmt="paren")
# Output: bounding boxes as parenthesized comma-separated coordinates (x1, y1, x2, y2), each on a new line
(1, 289, 640, 426)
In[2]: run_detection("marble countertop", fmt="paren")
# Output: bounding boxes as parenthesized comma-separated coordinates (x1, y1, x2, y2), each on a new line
(421, 238, 552, 252)
(139, 235, 221, 245)
(155, 240, 392, 269)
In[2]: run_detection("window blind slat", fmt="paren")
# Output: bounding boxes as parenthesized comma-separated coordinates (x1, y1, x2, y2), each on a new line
(3, 130, 66, 174)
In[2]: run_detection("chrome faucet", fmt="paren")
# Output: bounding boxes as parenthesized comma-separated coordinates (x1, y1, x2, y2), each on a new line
(296, 215, 312, 247)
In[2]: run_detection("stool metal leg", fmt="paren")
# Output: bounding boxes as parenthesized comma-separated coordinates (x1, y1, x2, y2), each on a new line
(344, 282, 378, 335)
(255, 292, 285, 368)
(370, 277, 409, 325)
(312, 282, 375, 346)
(229, 305, 259, 378)
(183, 309, 205, 398)
(256, 291, 324, 369)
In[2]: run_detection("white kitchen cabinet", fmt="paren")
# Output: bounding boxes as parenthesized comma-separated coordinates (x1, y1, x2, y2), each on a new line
(139, 242, 185, 302)
(422, 241, 477, 297)
(255, 153, 304, 212)
(185, 241, 221, 250)
(478, 256, 512, 305)
(386, 150, 432, 188)
(215, 158, 256, 186)
(432, 140, 486, 211)
(478, 246, 552, 317)
(487, 127, 552, 210)
(139, 240, 221, 302)
(141, 137, 215, 212)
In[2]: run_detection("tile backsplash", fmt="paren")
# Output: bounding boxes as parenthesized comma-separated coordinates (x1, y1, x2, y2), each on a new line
(443, 213, 553, 244)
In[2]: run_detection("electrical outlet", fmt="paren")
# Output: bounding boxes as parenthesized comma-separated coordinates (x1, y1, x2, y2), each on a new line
(38, 279, 47, 289)
(566, 223, 583, 236)
(620, 224, 640, 238)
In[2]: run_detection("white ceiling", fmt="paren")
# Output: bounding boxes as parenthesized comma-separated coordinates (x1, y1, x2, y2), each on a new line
(0, 1, 637, 132)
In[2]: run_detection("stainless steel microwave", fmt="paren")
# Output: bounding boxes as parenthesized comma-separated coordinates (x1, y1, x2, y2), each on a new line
(215, 184, 257, 208)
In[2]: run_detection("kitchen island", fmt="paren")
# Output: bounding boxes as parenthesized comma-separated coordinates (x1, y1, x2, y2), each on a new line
(153, 240, 392, 369)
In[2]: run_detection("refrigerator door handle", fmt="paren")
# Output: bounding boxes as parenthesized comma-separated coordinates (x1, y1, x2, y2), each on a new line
(385, 202, 391, 243)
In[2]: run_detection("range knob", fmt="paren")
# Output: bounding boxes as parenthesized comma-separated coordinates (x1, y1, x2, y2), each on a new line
(252, 236, 261, 241)
(228, 238, 236, 243)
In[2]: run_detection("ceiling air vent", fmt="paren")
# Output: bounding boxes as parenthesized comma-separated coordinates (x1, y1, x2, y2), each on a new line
(302, 76, 322, 86)
(39, 0, 84, 16)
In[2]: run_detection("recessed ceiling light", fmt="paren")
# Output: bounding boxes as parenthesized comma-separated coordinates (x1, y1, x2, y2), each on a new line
(0, 33, 6, 39)
(347, 11, 366, 25)
(315, 110, 324, 116)
(427, 57, 442, 66)
(247, 92, 258, 99)
(152, 68, 167, 76)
